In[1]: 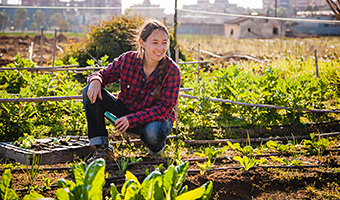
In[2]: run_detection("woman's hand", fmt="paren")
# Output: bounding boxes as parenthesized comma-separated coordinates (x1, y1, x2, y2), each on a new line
(87, 79, 103, 104)
(115, 116, 129, 134)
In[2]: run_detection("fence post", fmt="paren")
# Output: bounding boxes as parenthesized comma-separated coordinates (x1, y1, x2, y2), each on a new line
(314, 49, 319, 78)
(52, 28, 57, 78)
(40, 28, 43, 66)
(29, 42, 34, 62)
(175, 45, 179, 132)
(197, 43, 200, 84)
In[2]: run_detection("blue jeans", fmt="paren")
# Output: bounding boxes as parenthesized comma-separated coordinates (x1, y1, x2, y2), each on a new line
(82, 85, 172, 152)
(140, 119, 172, 152)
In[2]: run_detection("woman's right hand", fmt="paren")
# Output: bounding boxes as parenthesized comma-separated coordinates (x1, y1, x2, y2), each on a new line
(87, 79, 103, 104)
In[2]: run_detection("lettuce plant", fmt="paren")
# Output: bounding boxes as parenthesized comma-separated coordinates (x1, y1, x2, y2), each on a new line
(303, 133, 330, 156)
(111, 161, 213, 200)
(56, 158, 106, 200)
(233, 156, 258, 171)
(195, 146, 228, 175)
(0, 169, 19, 200)
(227, 141, 254, 157)
(233, 156, 267, 171)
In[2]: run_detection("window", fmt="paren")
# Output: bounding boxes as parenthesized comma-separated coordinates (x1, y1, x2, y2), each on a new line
(248, 28, 251, 32)
(231, 29, 234, 35)
(273, 27, 278, 35)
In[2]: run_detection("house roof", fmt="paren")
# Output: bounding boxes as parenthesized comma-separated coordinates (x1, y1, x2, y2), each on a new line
(225, 17, 250, 24)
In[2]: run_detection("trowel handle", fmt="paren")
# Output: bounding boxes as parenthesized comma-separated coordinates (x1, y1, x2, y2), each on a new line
(104, 111, 119, 125)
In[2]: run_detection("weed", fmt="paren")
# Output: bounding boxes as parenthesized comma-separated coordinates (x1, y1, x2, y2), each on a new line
(270, 156, 303, 166)
(21, 153, 41, 186)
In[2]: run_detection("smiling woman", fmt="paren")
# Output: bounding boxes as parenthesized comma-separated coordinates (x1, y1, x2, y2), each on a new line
(82, 19, 181, 162)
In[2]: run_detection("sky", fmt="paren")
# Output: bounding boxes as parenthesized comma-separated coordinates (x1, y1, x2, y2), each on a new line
(6, 0, 263, 13)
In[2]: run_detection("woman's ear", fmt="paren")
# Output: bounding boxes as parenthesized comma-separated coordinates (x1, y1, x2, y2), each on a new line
(139, 38, 144, 49)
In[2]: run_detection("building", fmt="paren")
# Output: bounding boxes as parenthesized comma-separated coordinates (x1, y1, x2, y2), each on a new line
(1, 0, 8, 4)
(126, 0, 166, 21)
(3, 0, 121, 32)
(224, 16, 286, 39)
(21, 0, 67, 6)
(178, 0, 244, 35)
(20, 0, 121, 15)
(263, 0, 329, 11)
(290, 11, 340, 36)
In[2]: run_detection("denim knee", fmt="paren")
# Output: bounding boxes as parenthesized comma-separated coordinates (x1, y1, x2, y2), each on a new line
(142, 120, 172, 146)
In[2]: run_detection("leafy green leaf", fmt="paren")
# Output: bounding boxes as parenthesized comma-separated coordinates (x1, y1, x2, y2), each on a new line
(83, 158, 106, 199)
(23, 190, 44, 200)
(140, 171, 163, 200)
(174, 162, 189, 191)
(0, 169, 19, 200)
(110, 183, 119, 199)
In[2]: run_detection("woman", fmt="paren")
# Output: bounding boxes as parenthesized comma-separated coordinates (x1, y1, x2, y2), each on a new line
(82, 19, 181, 160)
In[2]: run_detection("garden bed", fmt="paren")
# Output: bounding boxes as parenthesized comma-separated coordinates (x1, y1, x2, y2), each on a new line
(1, 131, 339, 199)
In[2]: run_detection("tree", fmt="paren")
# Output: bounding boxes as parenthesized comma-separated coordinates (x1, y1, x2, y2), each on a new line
(49, 12, 63, 28)
(0, 9, 10, 31)
(33, 9, 45, 30)
(14, 8, 28, 31)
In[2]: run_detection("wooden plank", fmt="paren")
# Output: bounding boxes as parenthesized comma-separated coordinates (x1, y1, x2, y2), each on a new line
(0, 137, 94, 165)
(0, 88, 193, 103)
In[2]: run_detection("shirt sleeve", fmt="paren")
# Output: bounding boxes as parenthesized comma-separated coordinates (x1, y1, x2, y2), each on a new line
(125, 64, 181, 128)
(87, 54, 125, 87)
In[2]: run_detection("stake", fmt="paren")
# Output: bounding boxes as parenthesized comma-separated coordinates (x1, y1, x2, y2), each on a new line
(197, 43, 200, 85)
(29, 42, 34, 62)
(52, 28, 57, 78)
(175, 45, 179, 132)
(174, 0, 177, 44)
(315, 49, 319, 78)
(40, 28, 43, 66)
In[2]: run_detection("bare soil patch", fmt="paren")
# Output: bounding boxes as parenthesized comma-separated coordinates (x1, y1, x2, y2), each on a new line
(0, 34, 79, 66)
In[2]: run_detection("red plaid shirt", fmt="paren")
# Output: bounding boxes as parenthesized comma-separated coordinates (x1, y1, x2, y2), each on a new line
(88, 51, 181, 128)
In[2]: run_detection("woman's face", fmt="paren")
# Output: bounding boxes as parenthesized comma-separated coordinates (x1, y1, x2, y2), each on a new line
(140, 29, 169, 63)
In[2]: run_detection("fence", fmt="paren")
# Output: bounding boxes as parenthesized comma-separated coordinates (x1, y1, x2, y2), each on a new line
(1, 42, 339, 132)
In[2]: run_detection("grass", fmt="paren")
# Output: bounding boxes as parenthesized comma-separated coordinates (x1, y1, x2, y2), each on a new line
(177, 34, 340, 58)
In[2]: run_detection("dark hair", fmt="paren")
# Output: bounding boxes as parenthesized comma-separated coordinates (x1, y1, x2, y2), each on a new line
(137, 19, 169, 101)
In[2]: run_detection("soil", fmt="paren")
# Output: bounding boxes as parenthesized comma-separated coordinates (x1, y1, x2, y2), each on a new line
(1, 131, 339, 200)
(0, 34, 81, 67)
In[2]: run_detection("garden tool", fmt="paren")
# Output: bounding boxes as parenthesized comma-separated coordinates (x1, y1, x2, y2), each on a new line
(104, 111, 131, 144)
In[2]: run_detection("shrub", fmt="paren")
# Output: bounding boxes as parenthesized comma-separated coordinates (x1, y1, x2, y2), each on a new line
(62, 15, 144, 67)
(62, 15, 185, 67)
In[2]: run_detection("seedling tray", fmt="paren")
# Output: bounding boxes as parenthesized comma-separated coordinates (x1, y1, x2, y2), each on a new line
(0, 136, 94, 165)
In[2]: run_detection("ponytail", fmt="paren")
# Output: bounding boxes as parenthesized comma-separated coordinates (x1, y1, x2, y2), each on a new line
(152, 58, 167, 101)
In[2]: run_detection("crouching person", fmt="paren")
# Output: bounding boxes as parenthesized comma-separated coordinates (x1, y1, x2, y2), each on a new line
(82, 19, 181, 161)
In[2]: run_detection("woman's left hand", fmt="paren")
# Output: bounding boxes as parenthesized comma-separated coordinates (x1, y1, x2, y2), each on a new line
(115, 116, 129, 134)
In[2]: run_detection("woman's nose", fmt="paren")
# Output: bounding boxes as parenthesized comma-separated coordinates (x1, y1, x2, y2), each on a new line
(157, 44, 163, 50)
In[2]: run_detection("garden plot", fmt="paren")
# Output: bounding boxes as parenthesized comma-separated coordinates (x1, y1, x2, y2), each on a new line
(0, 136, 93, 165)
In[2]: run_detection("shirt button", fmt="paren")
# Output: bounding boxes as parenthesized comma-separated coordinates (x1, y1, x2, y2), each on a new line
(143, 79, 145, 81)
(141, 91, 144, 94)
(127, 85, 130, 88)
